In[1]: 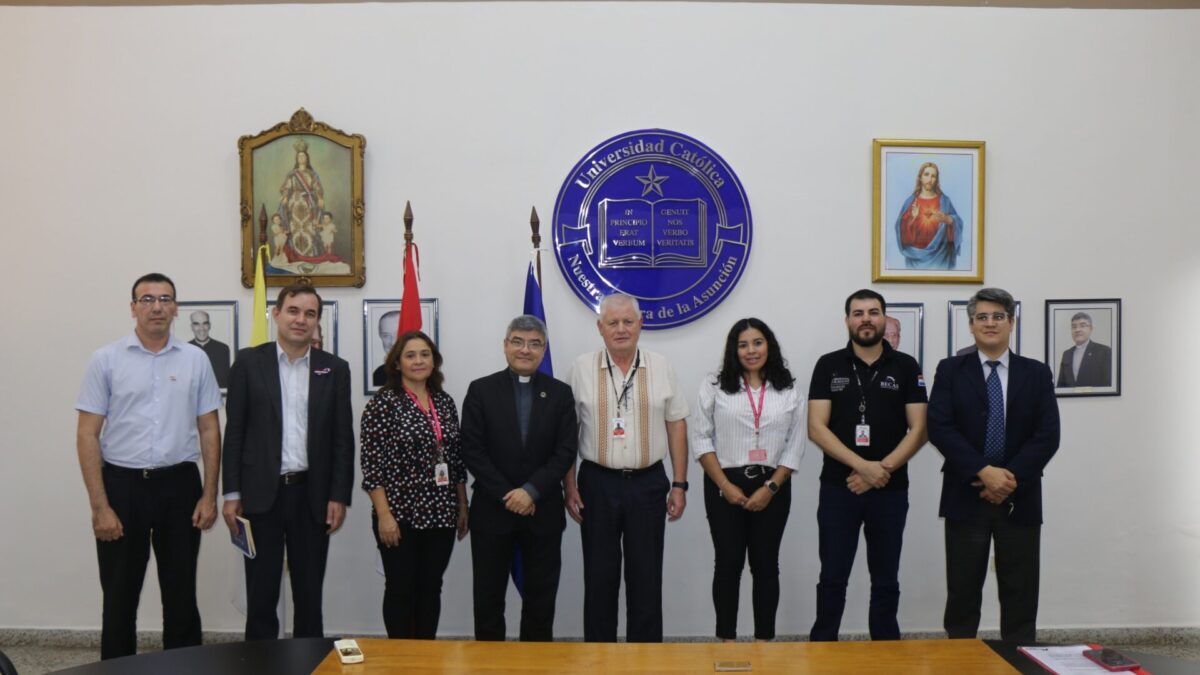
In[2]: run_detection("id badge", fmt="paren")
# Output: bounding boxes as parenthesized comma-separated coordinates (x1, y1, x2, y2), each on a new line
(434, 462, 450, 487)
(855, 424, 871, 447)
(748, 448, 768, 463)
(610, 417, 627, 438)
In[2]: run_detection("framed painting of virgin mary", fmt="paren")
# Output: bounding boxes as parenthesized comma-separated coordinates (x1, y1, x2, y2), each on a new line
(239, 108, 366, 287)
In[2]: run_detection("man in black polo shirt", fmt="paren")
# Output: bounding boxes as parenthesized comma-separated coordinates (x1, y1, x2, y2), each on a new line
(807, 289, 928, 641)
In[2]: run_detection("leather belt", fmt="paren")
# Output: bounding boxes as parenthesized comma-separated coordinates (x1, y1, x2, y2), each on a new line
(582, 459, 662, 479)
(104, 462, 193, 479)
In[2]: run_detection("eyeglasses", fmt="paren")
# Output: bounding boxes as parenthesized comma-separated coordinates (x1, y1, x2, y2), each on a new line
(507, 337, 545, 351)
(972, 312, 1009, 323)
(136, 295, 176, 306)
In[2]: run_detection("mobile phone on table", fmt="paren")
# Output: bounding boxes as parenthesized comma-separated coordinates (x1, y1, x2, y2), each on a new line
(1082, 648, 1139, 672)
(334, 638, 364, 664)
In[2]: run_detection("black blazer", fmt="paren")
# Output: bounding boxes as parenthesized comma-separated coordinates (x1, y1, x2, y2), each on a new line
(927, 351, 1060, 526)
(1057, 341, 1112, 387)
(460, 369, 578, 535)
(222, 342, 354, 522)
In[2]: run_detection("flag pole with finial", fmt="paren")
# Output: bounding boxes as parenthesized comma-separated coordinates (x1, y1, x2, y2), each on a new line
(398, 200, 423, 334)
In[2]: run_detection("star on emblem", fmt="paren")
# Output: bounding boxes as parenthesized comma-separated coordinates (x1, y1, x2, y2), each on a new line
(635, 165, 669, 197)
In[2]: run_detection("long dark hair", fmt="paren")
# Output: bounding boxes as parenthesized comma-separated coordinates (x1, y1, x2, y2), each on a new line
(717, 318, 795, 394)
(382, 331, 444, 393)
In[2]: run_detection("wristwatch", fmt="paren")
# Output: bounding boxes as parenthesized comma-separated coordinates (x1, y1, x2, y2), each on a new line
(764, 479, 780, 494)
(671, 481, 689, 492)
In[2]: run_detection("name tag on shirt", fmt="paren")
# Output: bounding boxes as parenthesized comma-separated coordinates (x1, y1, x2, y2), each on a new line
(610, 417, 626, 452)
(855, 424, 871, 447)
(434, 463, 449, 487)
(749, 448, 768, 463)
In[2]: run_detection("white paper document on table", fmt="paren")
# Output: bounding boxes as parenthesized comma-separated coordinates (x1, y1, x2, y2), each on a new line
(1018, 645, 1127, 674)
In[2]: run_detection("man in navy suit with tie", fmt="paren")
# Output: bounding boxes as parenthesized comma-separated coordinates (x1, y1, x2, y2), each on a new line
(928, 288, 1060, 643)
(1056, 311, 1112, 387)
(222, 283, 354, 640)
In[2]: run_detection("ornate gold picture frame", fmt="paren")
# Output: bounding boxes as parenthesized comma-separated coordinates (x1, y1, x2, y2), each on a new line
(239, 108, 365, 287)
(872, 139, 985, 283)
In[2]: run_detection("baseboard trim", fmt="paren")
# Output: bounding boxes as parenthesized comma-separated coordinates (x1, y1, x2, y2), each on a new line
(2, 626, 1197, 649)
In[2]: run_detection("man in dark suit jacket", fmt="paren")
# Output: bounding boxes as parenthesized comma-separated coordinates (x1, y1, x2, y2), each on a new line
(928, 288, 1060, 644)
(1057, 311, 1112, 387)
(460, 315, 578, 641)
(221, 284, 354, 640)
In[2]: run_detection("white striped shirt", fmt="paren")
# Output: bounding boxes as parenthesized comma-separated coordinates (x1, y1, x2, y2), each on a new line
(690, 374, 806, 470)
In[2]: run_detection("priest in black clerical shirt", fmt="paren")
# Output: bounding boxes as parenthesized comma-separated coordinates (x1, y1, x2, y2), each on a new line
(459, 314, 578, 642)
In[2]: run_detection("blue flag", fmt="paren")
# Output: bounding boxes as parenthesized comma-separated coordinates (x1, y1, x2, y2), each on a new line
(523, 255, 553, 376)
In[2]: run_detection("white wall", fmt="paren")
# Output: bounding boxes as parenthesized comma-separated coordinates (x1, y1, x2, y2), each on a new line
(1, 2, 1198, 638)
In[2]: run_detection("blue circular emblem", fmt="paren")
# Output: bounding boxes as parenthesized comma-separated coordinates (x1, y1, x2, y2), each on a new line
(553, 129, 752, 330)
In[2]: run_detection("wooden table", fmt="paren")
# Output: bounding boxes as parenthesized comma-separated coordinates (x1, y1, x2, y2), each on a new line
(313, 638, 1020, 674)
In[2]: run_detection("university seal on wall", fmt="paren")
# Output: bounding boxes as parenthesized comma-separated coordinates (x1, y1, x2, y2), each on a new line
(553, 129, 752, 329)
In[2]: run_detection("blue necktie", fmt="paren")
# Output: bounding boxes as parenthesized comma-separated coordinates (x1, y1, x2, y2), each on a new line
(984, 361, 1005, 463)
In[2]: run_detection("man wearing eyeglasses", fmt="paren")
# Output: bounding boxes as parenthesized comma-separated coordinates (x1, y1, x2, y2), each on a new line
(928, 287, 1061, 643)
(1056, 312, 1111, 388)
(460, 315, 578, 641)
(75, 273, 222, 659)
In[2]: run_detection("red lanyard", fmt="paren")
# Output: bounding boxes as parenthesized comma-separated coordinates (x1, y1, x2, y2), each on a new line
(743, 376, 766, 435)
(403, 387, 443, 449)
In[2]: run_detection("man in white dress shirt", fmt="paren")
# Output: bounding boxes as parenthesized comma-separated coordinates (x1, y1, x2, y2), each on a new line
(563, 293, 689, 643)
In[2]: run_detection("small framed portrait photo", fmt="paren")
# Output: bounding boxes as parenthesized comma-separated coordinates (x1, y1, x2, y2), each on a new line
(884, 302, 925, 369)
(948, 300, 1021, 357)
(266, 299, 339, 356)
(362, 298, 440, 396)
(1045, 299, 1121, 397)
(873, 139, 985, 283)
(174, 301, 238, 392)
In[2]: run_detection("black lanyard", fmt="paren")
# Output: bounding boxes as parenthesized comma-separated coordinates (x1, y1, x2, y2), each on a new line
(605, 350, 640, 413)
(850, 360, 879, 425)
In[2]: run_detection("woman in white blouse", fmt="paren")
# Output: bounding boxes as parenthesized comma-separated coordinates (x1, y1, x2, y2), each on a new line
(692, 318, 805, 642)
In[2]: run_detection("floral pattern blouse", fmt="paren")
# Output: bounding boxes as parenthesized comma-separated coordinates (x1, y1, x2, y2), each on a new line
(360, 388, 466, 529)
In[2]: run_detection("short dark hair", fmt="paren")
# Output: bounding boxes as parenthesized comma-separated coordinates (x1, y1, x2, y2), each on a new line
(382, 331, 444, 393)
(967, 288, 1016, 320)
(275, 283, 323, 318)
(131, 273, 176, 301)
(1070, 311, 1093, 324)
(844, 289, 886, 316)
(506, 314, 548, 340)
(716, 318, 795, 394)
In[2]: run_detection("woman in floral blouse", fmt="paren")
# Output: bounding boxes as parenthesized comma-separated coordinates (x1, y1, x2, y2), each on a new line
(360, 330, 468, 638)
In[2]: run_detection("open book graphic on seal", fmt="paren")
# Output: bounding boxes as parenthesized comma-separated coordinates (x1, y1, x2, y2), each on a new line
(598, 198, 708, 268)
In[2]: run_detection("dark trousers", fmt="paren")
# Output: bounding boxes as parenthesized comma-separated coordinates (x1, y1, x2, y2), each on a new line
(944, 503, 1041, 643)
(244, 479, 330, 640)
(96, 462, 202, 660)
(810, 483, 909, 642)
(373, 515, 456, 639)
(703, 469, 791, 640)
(578, 460, 668, 643)
(471, 525, 563, 641)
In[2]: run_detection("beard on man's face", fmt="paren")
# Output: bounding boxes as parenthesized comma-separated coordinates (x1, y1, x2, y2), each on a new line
(849, 325, 883, 348)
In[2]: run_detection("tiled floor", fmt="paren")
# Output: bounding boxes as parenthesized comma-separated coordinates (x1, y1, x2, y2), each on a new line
(4, 645, 97, 674)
